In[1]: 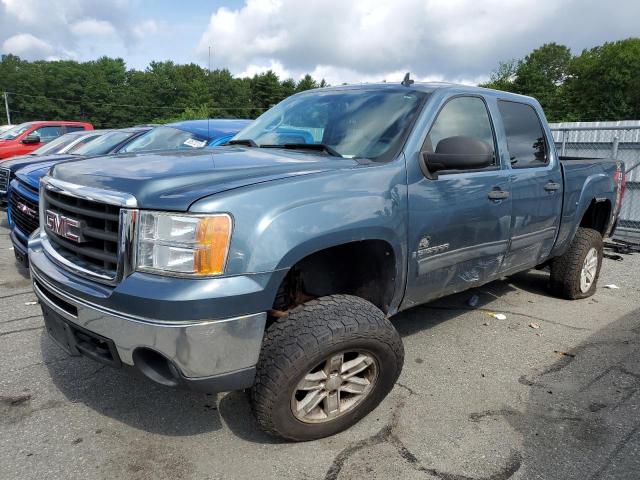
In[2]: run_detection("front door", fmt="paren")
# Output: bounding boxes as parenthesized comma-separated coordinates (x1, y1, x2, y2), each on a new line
(403, 95, 512, 309)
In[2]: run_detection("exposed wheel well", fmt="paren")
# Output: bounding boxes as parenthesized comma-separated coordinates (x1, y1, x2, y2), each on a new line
(271, 240, 396, 321)
(580, 199, 611, 236)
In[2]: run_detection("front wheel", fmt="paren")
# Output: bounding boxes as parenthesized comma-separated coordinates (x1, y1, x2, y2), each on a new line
(550, 227, 603, 299)
(250, 295, 404, 441)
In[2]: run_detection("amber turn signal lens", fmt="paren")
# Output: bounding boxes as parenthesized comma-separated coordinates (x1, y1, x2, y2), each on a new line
(194, 215, 232, 275)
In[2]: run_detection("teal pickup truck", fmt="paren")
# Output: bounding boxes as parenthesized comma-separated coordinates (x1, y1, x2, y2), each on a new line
(28, 81, 624, 440)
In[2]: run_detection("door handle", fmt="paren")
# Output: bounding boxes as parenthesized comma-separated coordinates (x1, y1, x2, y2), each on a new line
(544, 181, 560, 192)
(488, 188, 509, 200)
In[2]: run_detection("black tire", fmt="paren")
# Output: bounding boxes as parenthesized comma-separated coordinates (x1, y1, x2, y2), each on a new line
(550, 227, 603, 299)
(250, 294, 404, 441)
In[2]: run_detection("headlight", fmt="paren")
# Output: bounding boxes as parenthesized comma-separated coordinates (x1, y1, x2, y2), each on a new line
(136, 212, 232, 276)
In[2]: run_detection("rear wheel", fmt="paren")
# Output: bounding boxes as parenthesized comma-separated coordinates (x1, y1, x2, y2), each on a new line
(550, 227, 603, 299)
(250, 294, 404, 441)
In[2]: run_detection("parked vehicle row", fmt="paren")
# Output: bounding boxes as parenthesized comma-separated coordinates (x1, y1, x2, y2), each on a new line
(18, 81, 626, 441)
(1, 119, 250, 265)
(0, 121, 94, 159)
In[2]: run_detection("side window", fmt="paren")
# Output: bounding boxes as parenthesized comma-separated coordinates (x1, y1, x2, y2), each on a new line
(498, 101, 548, 168)
(67, 134, 100, 152)
(32, 126, 63, 143)
(65, 126, 85, 133)
(425, 96, 496, 167)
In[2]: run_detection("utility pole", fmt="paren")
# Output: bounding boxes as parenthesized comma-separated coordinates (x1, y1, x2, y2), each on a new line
(208, 45, 211, 74)
(3, 92, 10, 125)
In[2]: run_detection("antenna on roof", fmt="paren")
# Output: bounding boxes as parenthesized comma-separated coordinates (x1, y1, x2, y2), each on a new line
(401, 72, 414, 87)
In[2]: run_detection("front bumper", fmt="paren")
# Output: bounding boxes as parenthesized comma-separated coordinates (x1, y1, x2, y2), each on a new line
(29, 235, 269, 393)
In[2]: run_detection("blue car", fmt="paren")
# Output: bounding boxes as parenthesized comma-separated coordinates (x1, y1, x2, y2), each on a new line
(8, 119, 251, 266)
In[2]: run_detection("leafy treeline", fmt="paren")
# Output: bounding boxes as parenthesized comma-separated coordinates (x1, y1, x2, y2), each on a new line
(1, 37, 639, 126)
(0, 55, 324, 127)
(481, 38, 640, 122)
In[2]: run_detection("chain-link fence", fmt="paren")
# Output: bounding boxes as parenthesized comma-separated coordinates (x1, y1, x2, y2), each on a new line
(550, 122, 640, 245)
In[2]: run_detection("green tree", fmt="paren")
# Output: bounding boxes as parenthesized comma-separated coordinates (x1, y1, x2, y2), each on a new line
(513, 43, 572, 120)
(0, 53, 324, 126)
(481, 59, 518, 92)
(565, 38, 640, 121)
(296, 74, 318, 92)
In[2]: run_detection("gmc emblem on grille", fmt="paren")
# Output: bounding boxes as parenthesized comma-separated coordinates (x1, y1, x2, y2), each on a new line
(16, 201, 37, 218)
(45, 210, 85, 243)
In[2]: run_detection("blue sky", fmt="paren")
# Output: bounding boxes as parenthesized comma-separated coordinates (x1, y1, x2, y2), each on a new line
(119, 0, 245, 69)
(1, 0, 639, 85)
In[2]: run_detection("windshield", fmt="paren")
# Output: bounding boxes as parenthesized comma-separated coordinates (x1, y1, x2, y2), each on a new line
(73, 131, 135, 156)
(0, 123, 32, 140)
(31, 133, 80, 155)
(120, 126, 209, 153)
(233, 89, 428, 160)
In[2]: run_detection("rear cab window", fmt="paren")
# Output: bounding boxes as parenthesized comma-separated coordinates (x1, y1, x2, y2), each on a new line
(65, 126, 87, 133)
(498, 100, 548, 168)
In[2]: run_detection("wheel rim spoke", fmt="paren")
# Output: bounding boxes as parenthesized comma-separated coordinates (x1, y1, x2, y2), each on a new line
(297, 389, 327, 415)
(324, 391, 340, 418)
(298, 370, 327, 390)
(340, 377, 369, 394)
(325, 354, 344, 375)
(341, 354, 373, 378)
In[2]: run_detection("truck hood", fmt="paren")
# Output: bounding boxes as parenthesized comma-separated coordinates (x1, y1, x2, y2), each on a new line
(51, 147, 360, 210)
(16, 157, 74, 190)
(3, 153, 76, 173)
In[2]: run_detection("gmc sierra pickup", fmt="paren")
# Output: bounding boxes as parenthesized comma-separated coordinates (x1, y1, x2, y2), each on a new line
(27, 82, 625, 441)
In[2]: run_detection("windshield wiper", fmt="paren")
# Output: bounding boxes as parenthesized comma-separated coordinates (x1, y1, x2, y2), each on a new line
(260, 143, 342, 157)
(227, 139, 258, 147)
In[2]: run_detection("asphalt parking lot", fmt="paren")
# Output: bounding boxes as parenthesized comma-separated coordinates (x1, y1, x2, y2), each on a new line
(1, 214, 639, 480)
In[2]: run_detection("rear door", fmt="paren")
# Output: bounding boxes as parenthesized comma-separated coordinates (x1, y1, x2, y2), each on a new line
(497, 100, 563, 274)
(403, 94, 512, 308)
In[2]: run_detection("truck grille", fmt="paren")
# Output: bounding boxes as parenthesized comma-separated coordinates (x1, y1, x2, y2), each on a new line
(10, 183, 39, 238)
(0, 168, 9, 194)
(42, 188, 121, 279)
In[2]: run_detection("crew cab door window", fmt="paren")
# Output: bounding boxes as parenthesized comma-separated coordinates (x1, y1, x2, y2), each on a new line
(32, 125, 63, 143)
(425, 96, 496, 169)
(498, 100, 548, 168)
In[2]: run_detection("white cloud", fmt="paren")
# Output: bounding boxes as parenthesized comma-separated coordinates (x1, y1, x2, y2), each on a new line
(237, 59, 291, 79)
(0, 0, 160, 62)
(198, 0, 640, 84)
(2, 33, 53, 58)
(132, 20, 159, 41)
(71, 19, 117, 36)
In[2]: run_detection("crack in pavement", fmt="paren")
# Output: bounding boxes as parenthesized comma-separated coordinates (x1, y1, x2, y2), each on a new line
(588, 421, 640, 480)
(324, 398, 522, 480)
(519, 340, 640, 388)
(0, 325, 44, 337)
(0, 314, 42, 325)
(0, 290, 35, 300)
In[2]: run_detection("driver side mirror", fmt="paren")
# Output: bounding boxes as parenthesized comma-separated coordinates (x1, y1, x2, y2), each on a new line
(22, 134, 41, 145)
(422, 136, 494, 177)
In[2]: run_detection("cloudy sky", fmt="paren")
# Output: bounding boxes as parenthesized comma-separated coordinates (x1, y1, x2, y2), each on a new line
(1, 0, 638, 85)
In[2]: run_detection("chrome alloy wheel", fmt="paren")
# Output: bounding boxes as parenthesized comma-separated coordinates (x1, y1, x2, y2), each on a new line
(291, 351, 378, 423)
(580, 247, 598, 293)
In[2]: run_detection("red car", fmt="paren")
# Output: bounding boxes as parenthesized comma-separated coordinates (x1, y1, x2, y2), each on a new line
(0, 121, 94, 160)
